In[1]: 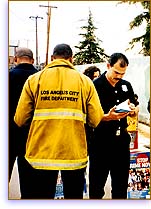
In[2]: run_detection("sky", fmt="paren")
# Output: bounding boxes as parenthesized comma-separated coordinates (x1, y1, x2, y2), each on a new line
(9, 0, 146, 64)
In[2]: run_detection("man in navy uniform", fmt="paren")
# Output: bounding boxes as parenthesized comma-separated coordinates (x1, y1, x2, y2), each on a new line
(89, 53, 138, 199)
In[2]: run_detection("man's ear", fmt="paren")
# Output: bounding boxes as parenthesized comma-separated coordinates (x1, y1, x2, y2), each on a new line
(69, 57, 73, 63)
(107, 63, 110, 69)
(14, 56, 17, 63)
(51, 55, 54, 61)
(31, 58, 34, 64)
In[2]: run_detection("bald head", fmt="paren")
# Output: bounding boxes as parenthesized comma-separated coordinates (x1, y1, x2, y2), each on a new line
(15, 47, 34, 64)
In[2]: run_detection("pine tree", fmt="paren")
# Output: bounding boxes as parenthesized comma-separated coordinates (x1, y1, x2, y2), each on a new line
(73, 9, 109, 65)
(120, 1, 150, 56)
(128, 1, 150, 56)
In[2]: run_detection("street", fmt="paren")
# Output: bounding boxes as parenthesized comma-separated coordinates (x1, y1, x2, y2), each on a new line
(9, 122, 150, 199)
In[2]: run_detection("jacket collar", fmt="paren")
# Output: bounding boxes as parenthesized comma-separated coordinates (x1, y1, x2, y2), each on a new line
(45, 59, 76, 70)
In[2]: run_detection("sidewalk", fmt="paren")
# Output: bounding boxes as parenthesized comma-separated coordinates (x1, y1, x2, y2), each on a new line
(9, 123, 150, 199)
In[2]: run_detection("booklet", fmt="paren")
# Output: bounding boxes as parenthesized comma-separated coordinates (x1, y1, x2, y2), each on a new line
(115, 100, 131, 113)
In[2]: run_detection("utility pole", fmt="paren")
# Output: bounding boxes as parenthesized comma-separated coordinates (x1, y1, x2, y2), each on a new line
(39, 2, 57, 65)
(29, 15, 43, 66)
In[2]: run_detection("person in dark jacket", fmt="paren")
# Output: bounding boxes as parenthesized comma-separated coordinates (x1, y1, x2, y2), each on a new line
(9, 47, 37, 187)
(89, 53, 138, 199)
(83, 65, 101, 152)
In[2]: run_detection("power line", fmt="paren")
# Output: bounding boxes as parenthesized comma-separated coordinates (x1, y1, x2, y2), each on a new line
(39, 2, 57, 65)
(29, 15, 43, 66)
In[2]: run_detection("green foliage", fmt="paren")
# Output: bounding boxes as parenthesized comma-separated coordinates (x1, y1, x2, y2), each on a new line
(125, 1, 150, 56)
(73, 10, 109, 65)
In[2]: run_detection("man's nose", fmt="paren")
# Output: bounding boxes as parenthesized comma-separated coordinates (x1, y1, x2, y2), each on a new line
(117, 74, 123, 79)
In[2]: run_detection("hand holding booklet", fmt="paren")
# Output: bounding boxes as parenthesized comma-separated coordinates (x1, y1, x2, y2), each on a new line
(115, 100, 131, 113)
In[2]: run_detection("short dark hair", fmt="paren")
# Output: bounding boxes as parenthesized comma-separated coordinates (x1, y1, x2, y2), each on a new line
(83, 66, 101, 80)
(53, 44, 73, 59)
(108, 53, 129, 67)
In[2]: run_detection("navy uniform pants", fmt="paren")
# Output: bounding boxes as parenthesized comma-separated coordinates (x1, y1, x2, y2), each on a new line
(89, 131, 130, 199)
(17, 156, 85, 199)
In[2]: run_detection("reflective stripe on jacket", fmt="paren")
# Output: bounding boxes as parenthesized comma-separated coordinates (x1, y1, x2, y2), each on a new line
(14, 59, 104, 170)
(33, 108, 86, 122)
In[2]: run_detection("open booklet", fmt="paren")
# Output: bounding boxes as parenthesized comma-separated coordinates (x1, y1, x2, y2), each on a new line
(115, 100, 131, 113)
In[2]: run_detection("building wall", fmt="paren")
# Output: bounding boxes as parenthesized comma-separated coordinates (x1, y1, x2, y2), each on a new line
(9, 45, 18, 69)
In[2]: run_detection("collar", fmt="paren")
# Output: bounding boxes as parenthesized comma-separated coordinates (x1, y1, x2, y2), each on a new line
(45, 59, 76, 70)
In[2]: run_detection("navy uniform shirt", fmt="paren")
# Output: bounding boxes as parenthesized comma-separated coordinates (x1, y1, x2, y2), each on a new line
(93, 71, 136, 135)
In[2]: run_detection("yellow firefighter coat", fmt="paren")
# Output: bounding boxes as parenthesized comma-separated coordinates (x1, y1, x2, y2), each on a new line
(14, 59, 104, 170)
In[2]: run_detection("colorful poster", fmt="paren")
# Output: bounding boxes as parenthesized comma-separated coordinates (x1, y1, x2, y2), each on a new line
(127, 150, 150, 199)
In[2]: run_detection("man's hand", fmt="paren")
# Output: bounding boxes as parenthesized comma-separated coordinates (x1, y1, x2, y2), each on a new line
(102, 106, 129, 121)
(128, 99, 139, 116)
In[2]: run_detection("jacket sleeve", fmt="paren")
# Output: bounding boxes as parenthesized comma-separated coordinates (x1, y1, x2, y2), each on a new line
(14, 78, 35, 127)
(86, 80, 104, 128)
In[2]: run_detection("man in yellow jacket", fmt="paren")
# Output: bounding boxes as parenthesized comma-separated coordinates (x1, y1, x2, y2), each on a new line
(14, 43, 104, 199)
